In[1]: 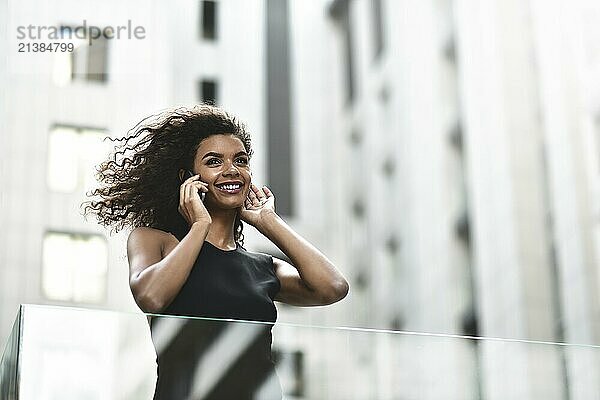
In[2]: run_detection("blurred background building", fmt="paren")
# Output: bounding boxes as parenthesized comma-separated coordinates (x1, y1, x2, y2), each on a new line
(1, 0, 600, 398)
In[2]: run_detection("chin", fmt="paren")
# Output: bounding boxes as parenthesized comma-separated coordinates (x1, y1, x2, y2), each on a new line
(212, 198, 244, 210)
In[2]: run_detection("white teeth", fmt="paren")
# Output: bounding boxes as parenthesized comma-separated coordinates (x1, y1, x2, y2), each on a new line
(218, 183, 241, 190)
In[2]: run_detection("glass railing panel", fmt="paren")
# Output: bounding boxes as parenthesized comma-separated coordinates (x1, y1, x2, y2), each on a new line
(2, 304, 600, 399)
(0, 306, 22, 400)
(17, 304, 156, 400)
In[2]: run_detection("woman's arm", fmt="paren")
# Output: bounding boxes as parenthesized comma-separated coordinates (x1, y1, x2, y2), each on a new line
(127, 172, 211, 313)
(242, 184, 349, 306)
(127, 222, 210, 313)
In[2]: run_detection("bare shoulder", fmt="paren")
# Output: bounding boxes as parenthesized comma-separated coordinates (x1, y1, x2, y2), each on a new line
(127, 227, 178, 273)
(127, 226, 176, 249)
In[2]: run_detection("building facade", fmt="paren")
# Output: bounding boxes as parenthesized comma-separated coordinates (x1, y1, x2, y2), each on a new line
(1, 0, 600, 398)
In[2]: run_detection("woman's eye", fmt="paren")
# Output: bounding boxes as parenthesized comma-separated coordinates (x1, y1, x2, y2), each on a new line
(207, 158, 221, 165)
(236, 158, 249, 165)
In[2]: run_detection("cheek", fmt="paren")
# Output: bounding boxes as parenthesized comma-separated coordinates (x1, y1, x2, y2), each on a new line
(195, 166, 214, 181)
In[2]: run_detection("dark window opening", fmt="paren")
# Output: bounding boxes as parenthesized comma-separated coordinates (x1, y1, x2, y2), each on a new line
(372, 0, 385, 59)
(199, 79, 218, 104)
(449, 120, 463, 151)
(444, 35, 457, 62)
(354, 269, 369, 290)
(330, 0, 355, 104)
(390, 315, 404, 331)
(349, 129, 362, 146)
(455, 208, 470, 243)
(352, 197, 366, 219)
(271, 349, 305, 397)
(382, 156, 395, 177)
(461, 307, 479, 336)
(200, 0, 218, 40)
(379, 84, 391, 104)
(385, 234, 400, 254)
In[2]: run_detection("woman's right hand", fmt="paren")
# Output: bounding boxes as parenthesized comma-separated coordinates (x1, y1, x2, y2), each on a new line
(178, 174, 211, 226)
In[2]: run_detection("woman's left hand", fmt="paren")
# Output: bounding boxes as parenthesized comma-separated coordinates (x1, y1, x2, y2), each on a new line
(239, 183, 276, 227)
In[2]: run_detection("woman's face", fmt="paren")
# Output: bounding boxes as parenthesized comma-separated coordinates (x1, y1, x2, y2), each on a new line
(193, 134, 251, 210)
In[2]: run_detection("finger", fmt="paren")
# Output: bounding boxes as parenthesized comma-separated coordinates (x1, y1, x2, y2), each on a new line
(183, 174, 198, 184)
(262, 186, 273, 198)
(247, 189, 260, 206)
(191, 182, 202, 200)
(251, 184, 266, 200)
(195, 181, 209, 192)
(179, 180, 187, 207)
(250, 183, 262, 196)
(198, 181, 209, 194)
(185, 181, 193, 203)
(180, 184, 191, 220)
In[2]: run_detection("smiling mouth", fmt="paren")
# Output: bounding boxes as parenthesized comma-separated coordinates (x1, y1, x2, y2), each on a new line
(215, 183, 243, 194)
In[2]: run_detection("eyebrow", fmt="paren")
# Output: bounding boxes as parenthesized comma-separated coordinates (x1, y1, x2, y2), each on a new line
(202, 151, 248, 160)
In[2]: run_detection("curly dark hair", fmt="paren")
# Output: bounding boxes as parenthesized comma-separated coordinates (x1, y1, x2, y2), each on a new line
(81, 104, 253, 245)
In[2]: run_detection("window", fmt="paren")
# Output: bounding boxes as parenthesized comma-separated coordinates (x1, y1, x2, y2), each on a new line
(444, 35, 457, 63)
(351, 197, 366, 219)
(449, 120, 463, 150)
(200, 1, 218, 40)
(198, 79, 218, 104)
(349, 129, 362, 146)
(271, 349, 304, 397)
(385, 234, 400, 254)
(42, 232, 108, 303)
(46, 125, 110, 193)
(381, 156, 395, 177)
(348, 129, 366, 219)
(354, 266, 369, 290)
(371, 0, 385, 59)
(379, 84, 391, 104)
(330, 0, 355, 104)
(461, 307, 479, 336)
(390, 314, 404, 331)
(53, 26, 109, 83)
(455, 208, 470, 243)
(70, 32, 108, 82)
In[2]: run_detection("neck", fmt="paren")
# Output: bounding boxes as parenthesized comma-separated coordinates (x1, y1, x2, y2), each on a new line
(205, 207, 238, 249)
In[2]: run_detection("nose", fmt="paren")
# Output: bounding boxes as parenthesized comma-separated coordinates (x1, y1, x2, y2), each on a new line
(222, 160, 240, 176)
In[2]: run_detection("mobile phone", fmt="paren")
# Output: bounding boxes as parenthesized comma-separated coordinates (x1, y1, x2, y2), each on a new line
(181, 169, 195, 181)
(181, 169, 205, 202)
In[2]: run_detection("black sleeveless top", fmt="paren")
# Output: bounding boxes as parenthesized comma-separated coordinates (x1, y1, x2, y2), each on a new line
(164, 241, 280, 322)
(150, 239, 283, 400)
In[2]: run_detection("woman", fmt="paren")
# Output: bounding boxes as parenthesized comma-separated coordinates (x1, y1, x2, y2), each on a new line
(83, 104, 349, 399)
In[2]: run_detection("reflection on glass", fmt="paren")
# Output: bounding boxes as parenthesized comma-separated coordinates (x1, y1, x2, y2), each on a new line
(0, 310, 21, 400)
(4, 305, 600, 400)
(150, 317, 282, 399)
